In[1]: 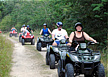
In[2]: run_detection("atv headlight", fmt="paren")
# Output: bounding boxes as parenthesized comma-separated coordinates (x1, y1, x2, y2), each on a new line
(94, 55, 100, 61)
(70, 55, 79, 62)
(40, 38, 44, 41)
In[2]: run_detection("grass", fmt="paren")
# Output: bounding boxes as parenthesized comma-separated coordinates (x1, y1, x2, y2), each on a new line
(0, 35, 13, 77)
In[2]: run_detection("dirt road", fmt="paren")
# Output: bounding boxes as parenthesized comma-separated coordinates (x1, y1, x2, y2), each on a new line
(6, 35, 84, 77)
(8, 36, 57, 77)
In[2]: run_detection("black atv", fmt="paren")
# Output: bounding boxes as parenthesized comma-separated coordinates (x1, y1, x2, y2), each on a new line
(46, 39, 69, 69)
(36, 34, 53, 51)
(58, 41, 105, 77)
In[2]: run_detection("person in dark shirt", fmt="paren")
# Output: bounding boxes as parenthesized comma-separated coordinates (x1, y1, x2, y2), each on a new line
(27, 25, 33, 33)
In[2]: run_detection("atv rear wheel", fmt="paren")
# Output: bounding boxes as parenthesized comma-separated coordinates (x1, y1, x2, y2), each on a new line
(46, 52, 50, 65)
(58, 60, 65, 77)
(50, 54, 55, 69)
(31, 39, 35, 45)
(37, 42, 41, 51)
(22, 39, 25, 45)
(65, 63, 74, 77)
(95, 63, 105, 77)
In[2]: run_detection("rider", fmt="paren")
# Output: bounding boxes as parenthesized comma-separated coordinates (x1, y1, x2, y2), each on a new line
(40, 23, 52, 36)
(27, 25, 33, 33)
(11, 26, 17, 31)
(52, 22, 69, 46)
(21, 24, 27, 35)
(21, 24, 27, 32)
(68, 22, 97, 50)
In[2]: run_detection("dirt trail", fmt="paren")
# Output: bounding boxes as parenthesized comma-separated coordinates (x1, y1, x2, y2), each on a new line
(6, 34, 84, 77)
(7, 36, 57, 77)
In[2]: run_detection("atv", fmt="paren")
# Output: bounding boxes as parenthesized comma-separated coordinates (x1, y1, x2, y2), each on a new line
(9, 30, 18, 37)
(57, 41, 105, 77)
(19, 33, 22, 42)
(46, 39, 69, 69)
(36, 34, 53, 51)
(0, 29, 2, 33)
(21, 31, 35, 45)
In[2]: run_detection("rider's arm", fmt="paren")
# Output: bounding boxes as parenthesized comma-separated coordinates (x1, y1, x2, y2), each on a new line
(31, 30, 33, 33)
(15, 28, 17, 31)
(48, 28, 52, 34)
(52, 34, 55, 40)
(83, 32, 97, 43)
(21, 28, 23, 32)
(65, 35, 69, 39)
(39, 29, 43, 35)
(69, 32, 74, 43)
(65, 30, 69, 39)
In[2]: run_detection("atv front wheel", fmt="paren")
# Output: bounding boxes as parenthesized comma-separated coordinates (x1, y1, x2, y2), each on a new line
(19, 36, 22, 42)
(50, 54, 55, 69)
(9, 34, 12, 37)
(58, 60, 65, 77)
(15, 34, 17, 37)
(65, 63, 74, 77)
(37, 42, 41, 51)
(46, 52, 50, 65)
(22, 39, 25, 45)
(95, 63, 105, 77)
(84, 75, 93, 77)
(31, 39, 35, 45)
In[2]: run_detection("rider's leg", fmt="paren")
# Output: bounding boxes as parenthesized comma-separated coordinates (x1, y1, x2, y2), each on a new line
(52, 41, 60, 46)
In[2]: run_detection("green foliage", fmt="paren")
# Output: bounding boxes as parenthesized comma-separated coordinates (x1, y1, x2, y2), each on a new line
(0, 35, 13, 77)
(0, 0, 107, 48)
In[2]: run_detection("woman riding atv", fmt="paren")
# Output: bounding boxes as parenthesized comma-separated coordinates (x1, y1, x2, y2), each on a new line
(11, 26, 17, 31)
(68, 22, 97, 51)
(40, 23, 52, 36)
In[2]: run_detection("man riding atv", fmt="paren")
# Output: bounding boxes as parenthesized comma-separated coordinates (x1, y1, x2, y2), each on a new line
(52, 22, 69, 46)
(39, 23, 52, 36)
(20, 24, 27, 35)
(27, 25, 33, 33)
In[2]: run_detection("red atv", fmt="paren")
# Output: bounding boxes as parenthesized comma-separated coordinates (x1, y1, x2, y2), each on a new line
(0, 31, 2, 33)
(9, 30, 18, 37)
(21, 32, 35, 45)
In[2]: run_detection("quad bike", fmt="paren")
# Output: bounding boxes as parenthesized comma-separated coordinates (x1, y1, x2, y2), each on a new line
(46, 39, 69, 69)
(36, 34, 53, 51)
(21, 31, 35, 45)
(9, 30, 18, 37)
(0, 30, 2, 33)
(19, 33, 22, 42)
(57, 41, 105, 77)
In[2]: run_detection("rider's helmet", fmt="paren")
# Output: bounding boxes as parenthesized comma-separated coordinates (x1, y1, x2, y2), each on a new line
(75, 22, 83, 30)
(27, 25, 29, 28)
(43, 23, 47, 27)
(56, 22, 63, 27)
(22, 24, 25, 27)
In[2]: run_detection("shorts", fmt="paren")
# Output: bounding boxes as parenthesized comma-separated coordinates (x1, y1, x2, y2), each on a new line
(55, 40, 68, 46)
